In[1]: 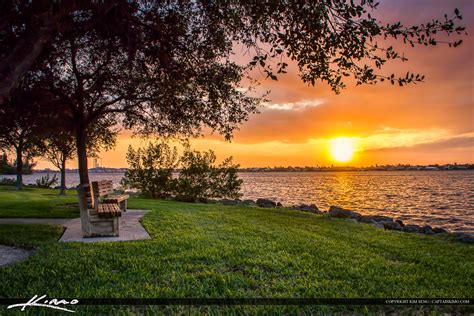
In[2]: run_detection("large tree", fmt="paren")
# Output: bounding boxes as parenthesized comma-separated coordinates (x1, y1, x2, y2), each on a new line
(37, 2, 259, 186)
(43, 119, 117, 195)
(30, 1, 465, 187)
(0, 87, 45, 189)
(43, 131, 75, 195)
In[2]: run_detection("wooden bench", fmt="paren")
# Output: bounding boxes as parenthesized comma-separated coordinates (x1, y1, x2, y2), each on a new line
(92, 180, 129, 212)
(97, 203, 121, 218)
(77, 183, 121, 237)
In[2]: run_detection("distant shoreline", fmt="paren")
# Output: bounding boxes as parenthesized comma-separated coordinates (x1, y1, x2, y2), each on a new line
(22, 164, 474, 174)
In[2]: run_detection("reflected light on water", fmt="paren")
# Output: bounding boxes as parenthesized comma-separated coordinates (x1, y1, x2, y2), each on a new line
(239, 170, 474, 234)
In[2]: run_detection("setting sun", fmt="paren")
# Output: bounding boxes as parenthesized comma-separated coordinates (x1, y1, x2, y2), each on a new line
(330, 137, 355, 163)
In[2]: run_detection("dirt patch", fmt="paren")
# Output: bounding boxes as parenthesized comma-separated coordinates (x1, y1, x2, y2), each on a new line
(0, 245, 35, 267)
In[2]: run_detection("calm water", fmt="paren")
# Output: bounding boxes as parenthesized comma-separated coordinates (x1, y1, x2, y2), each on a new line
(2, 171, 473, 234)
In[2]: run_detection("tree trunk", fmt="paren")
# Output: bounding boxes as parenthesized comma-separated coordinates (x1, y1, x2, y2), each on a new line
(59, 157, 66, 195)
(76, 127, 90, 186)
(75, 125, 92, 237)
(15, 147, 23, 190)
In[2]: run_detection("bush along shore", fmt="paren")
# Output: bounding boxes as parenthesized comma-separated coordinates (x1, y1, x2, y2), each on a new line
(205, 198, 474, 244)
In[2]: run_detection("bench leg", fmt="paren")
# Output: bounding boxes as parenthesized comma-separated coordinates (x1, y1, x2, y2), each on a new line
(113, 216, 119, 237)
(88, 216, 119, 237)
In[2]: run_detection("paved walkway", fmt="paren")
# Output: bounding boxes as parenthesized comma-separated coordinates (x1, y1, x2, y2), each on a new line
(0, 245, 34, 267)
(0, 218, 70, 225)
(0, 210, 151, 243)
(60, 209, 151, 243)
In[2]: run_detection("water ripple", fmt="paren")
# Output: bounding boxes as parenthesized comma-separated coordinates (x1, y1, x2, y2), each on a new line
(239, 170, 474, 233)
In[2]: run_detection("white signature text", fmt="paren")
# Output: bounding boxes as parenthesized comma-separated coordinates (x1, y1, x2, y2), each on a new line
(7, 294, 78, 313)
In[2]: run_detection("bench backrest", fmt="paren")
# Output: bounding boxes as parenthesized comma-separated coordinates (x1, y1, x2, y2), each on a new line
(91, 180, 114, 198)
(77, 183, 95, 210)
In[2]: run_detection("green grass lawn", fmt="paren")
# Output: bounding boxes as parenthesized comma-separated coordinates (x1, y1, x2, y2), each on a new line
(0, 186, 78, 218)
(0, 188, 472, 314)
(0, 224, 64, 249)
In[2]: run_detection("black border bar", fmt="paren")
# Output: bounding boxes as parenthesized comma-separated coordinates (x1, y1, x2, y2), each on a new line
(0, 298, 472, 306)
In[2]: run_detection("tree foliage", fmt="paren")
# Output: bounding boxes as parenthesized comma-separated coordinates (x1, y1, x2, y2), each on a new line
(233, 1, 465, 90)
(0, 85, 46, 188)
(1, 1, 465, 102)
(0, 152, 35, 175)
(177, 147, 242, 202)
(43, 119, 117, 194)
(0, 1, 132, 103)
(43, 132, 76, 171)
(176, 147, 242, 202)
(121, 143, 179, 199)
(122, 143, 242, 201)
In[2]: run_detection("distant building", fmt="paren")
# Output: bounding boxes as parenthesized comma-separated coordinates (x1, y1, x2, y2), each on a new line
(92, 158, 100, 168)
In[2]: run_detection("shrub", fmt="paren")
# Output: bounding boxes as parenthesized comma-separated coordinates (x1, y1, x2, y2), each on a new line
(121, 143, 178, 198)
(35, 174, 58, 188)
(210, 157, 242, 200)
(175, 148, 242, 202)
(0, 177, 16, 186)
(174, 149, 216, 202)
(122, 143, 242, 201)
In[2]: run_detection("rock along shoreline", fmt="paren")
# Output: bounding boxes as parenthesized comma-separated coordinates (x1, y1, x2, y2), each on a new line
(211, 198, 473, 244)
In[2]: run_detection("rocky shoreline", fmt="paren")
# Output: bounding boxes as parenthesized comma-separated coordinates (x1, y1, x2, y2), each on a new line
(214, 198, 474, 244)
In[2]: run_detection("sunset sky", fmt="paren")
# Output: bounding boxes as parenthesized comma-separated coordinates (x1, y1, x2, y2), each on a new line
(38, 0, 473, 169)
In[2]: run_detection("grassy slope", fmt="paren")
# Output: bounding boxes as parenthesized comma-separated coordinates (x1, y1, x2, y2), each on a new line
(0, 224, 64, 248)
(0, 186, 78, 218)
(0, 188, 472, 313)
